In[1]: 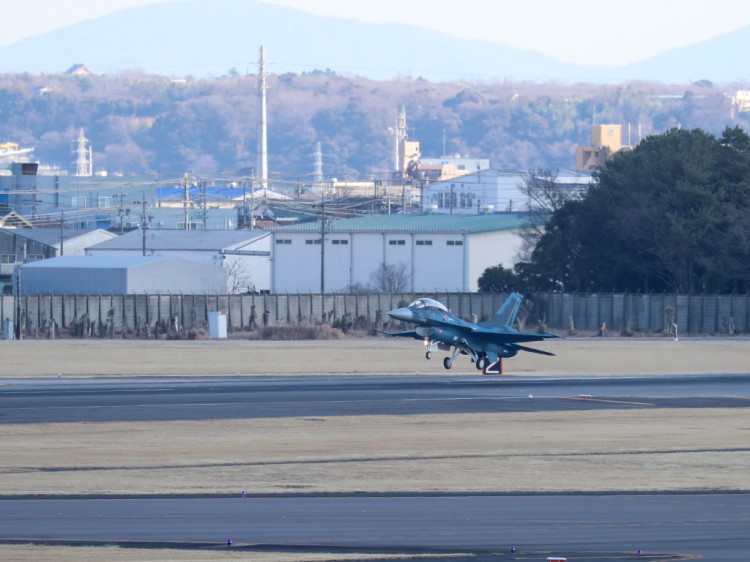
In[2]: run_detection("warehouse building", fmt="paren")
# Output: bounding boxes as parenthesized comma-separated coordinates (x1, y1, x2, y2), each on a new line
(19, 255, 227, 295)
(1, 227, 116, 294)
(86, 229, 271, 293)
(270, 213, 528, 293)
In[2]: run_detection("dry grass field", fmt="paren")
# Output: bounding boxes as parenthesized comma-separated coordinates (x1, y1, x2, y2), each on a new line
(1, 336, 749, 377)
(1, 336, 749, 561)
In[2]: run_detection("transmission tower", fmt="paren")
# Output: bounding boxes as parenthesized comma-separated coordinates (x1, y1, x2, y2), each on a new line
(313, 141, 323, 185)
(74, 128, 92, 176)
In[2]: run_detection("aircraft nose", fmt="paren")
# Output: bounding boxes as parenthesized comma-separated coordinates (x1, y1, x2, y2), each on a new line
(388, 307, 413, 322)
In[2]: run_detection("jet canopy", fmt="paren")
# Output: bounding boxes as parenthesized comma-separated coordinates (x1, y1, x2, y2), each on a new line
(408, 298, 448, 312)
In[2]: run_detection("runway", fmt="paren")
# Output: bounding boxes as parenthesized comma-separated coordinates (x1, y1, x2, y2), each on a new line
(2, 373, 750, 424)
(2, 494, 750, 560)
(2, 373, 750, 560)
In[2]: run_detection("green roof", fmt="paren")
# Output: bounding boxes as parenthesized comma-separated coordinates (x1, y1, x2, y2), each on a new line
(271, 213, 529, 234)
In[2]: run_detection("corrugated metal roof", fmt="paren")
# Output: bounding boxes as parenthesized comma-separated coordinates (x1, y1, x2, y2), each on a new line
(270, 213, 529, 234)
(0, 228, 104, 247)
(21, 255, 172, 269)
(87, 229, 268, 251)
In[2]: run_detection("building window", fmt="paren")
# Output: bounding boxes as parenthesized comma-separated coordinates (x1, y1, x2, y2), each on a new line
(447, 240, 464, 246)
(71, 196, 87, 208)
(416, 240, 432, 246)
(98, 196, 112, 208)
(26, 254, 44, 262)
(389, 239, 406, 245)
(332, 239, 348, 245)
(275, 239, 292, 245)
(460, 192, 475, 209)
(176, 222, 204, 230)
(1, 254, 16, 264)
(305, 239, 322, 245)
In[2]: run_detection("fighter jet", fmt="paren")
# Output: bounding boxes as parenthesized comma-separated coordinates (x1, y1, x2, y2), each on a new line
(377, 292, 557, 374)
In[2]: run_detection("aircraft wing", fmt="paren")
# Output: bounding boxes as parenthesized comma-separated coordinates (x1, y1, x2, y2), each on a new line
(512, 343, 556, 356)
(373, 329, 422, 340)
(470, 327, 558, 343)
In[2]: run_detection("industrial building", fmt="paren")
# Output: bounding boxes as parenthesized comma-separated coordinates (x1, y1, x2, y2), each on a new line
(423, 170, 591, 215)
(270, 213, 529, 293)
(85, 229, 271, 293)
(19, 255, 227, 295)
(1, 227, 116, 294)
(575, 124, 632, 170)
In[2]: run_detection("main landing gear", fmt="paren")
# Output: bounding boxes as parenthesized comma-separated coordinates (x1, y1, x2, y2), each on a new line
(475, 355, 490, 371)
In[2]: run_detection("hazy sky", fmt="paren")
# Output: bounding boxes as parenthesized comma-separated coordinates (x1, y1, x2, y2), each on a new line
(5, 0, 750, 65)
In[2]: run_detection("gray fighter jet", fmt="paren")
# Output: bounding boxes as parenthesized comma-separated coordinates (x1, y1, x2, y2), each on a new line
(378, 292, 557, 374)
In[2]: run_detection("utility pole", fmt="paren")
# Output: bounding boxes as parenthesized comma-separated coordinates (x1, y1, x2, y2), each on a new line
(118, 185, 125, 234)
(59, 211, 65, 256)
(320, 186, 326, 298)
(257, 46, 268, 190)
(13, 266, 21, 340)
(250, 170, 256, 230)
(199, 177, 207, 230)
(140, 193, 152, 256)
(182, 173, 190, 230)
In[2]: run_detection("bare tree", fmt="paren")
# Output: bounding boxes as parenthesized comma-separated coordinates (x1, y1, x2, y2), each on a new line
(369, 262, 411, 293)
(223, 256, 255, 294)
(517, 168, 584, 261)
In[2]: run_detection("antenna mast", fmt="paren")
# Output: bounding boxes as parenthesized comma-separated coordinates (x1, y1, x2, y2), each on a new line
(257, 46, 268, 190)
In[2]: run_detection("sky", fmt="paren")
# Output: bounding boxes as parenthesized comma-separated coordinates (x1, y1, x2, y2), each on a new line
(5, 0, 750, 66)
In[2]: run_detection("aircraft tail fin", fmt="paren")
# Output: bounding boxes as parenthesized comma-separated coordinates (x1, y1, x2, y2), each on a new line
(485, 292, 524, 330)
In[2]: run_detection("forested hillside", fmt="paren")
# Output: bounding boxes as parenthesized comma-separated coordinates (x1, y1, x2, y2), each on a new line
(1, 71, 748, 181)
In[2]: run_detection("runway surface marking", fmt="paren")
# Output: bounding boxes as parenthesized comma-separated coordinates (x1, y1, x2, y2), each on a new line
(565, 396, 656, 406)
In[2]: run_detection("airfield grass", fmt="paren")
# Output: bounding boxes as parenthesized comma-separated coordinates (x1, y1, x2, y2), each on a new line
(0, 546, 465, 562)
(2, 408, 750, 496)
(1, 336, 749, 377)
(1, 337, 749, 560)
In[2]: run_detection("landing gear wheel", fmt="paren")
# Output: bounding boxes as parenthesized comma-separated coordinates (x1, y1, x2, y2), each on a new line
(425, 351, 432, 360)
(443, 357, 453, 370)
(476, 357, 488, 370)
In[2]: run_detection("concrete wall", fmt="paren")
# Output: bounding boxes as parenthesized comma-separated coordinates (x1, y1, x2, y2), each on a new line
(2, 292, 749, 339)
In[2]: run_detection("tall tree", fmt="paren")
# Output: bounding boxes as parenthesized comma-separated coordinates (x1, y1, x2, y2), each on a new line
(523, 127, 750, 293)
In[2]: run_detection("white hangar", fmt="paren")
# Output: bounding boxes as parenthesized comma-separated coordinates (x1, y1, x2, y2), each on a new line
(19, 255, 227, 295)
(86, 229, 271, 293)
(270, 213, 529, 293)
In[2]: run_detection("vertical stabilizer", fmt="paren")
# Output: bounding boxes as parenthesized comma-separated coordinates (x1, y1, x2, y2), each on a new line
(483, 292, 523, 330)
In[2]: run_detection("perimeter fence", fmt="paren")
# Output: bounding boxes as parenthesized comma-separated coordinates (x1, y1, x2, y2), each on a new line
(1, 291, 748, 339)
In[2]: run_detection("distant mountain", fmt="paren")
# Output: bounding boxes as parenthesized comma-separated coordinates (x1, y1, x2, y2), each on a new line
(1, 0, 749, 83)
(620, 26, 750, 84)
(0, 0, 597, 81)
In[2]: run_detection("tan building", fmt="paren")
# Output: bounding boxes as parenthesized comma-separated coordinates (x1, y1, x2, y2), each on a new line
(575, 124, 627, 170)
